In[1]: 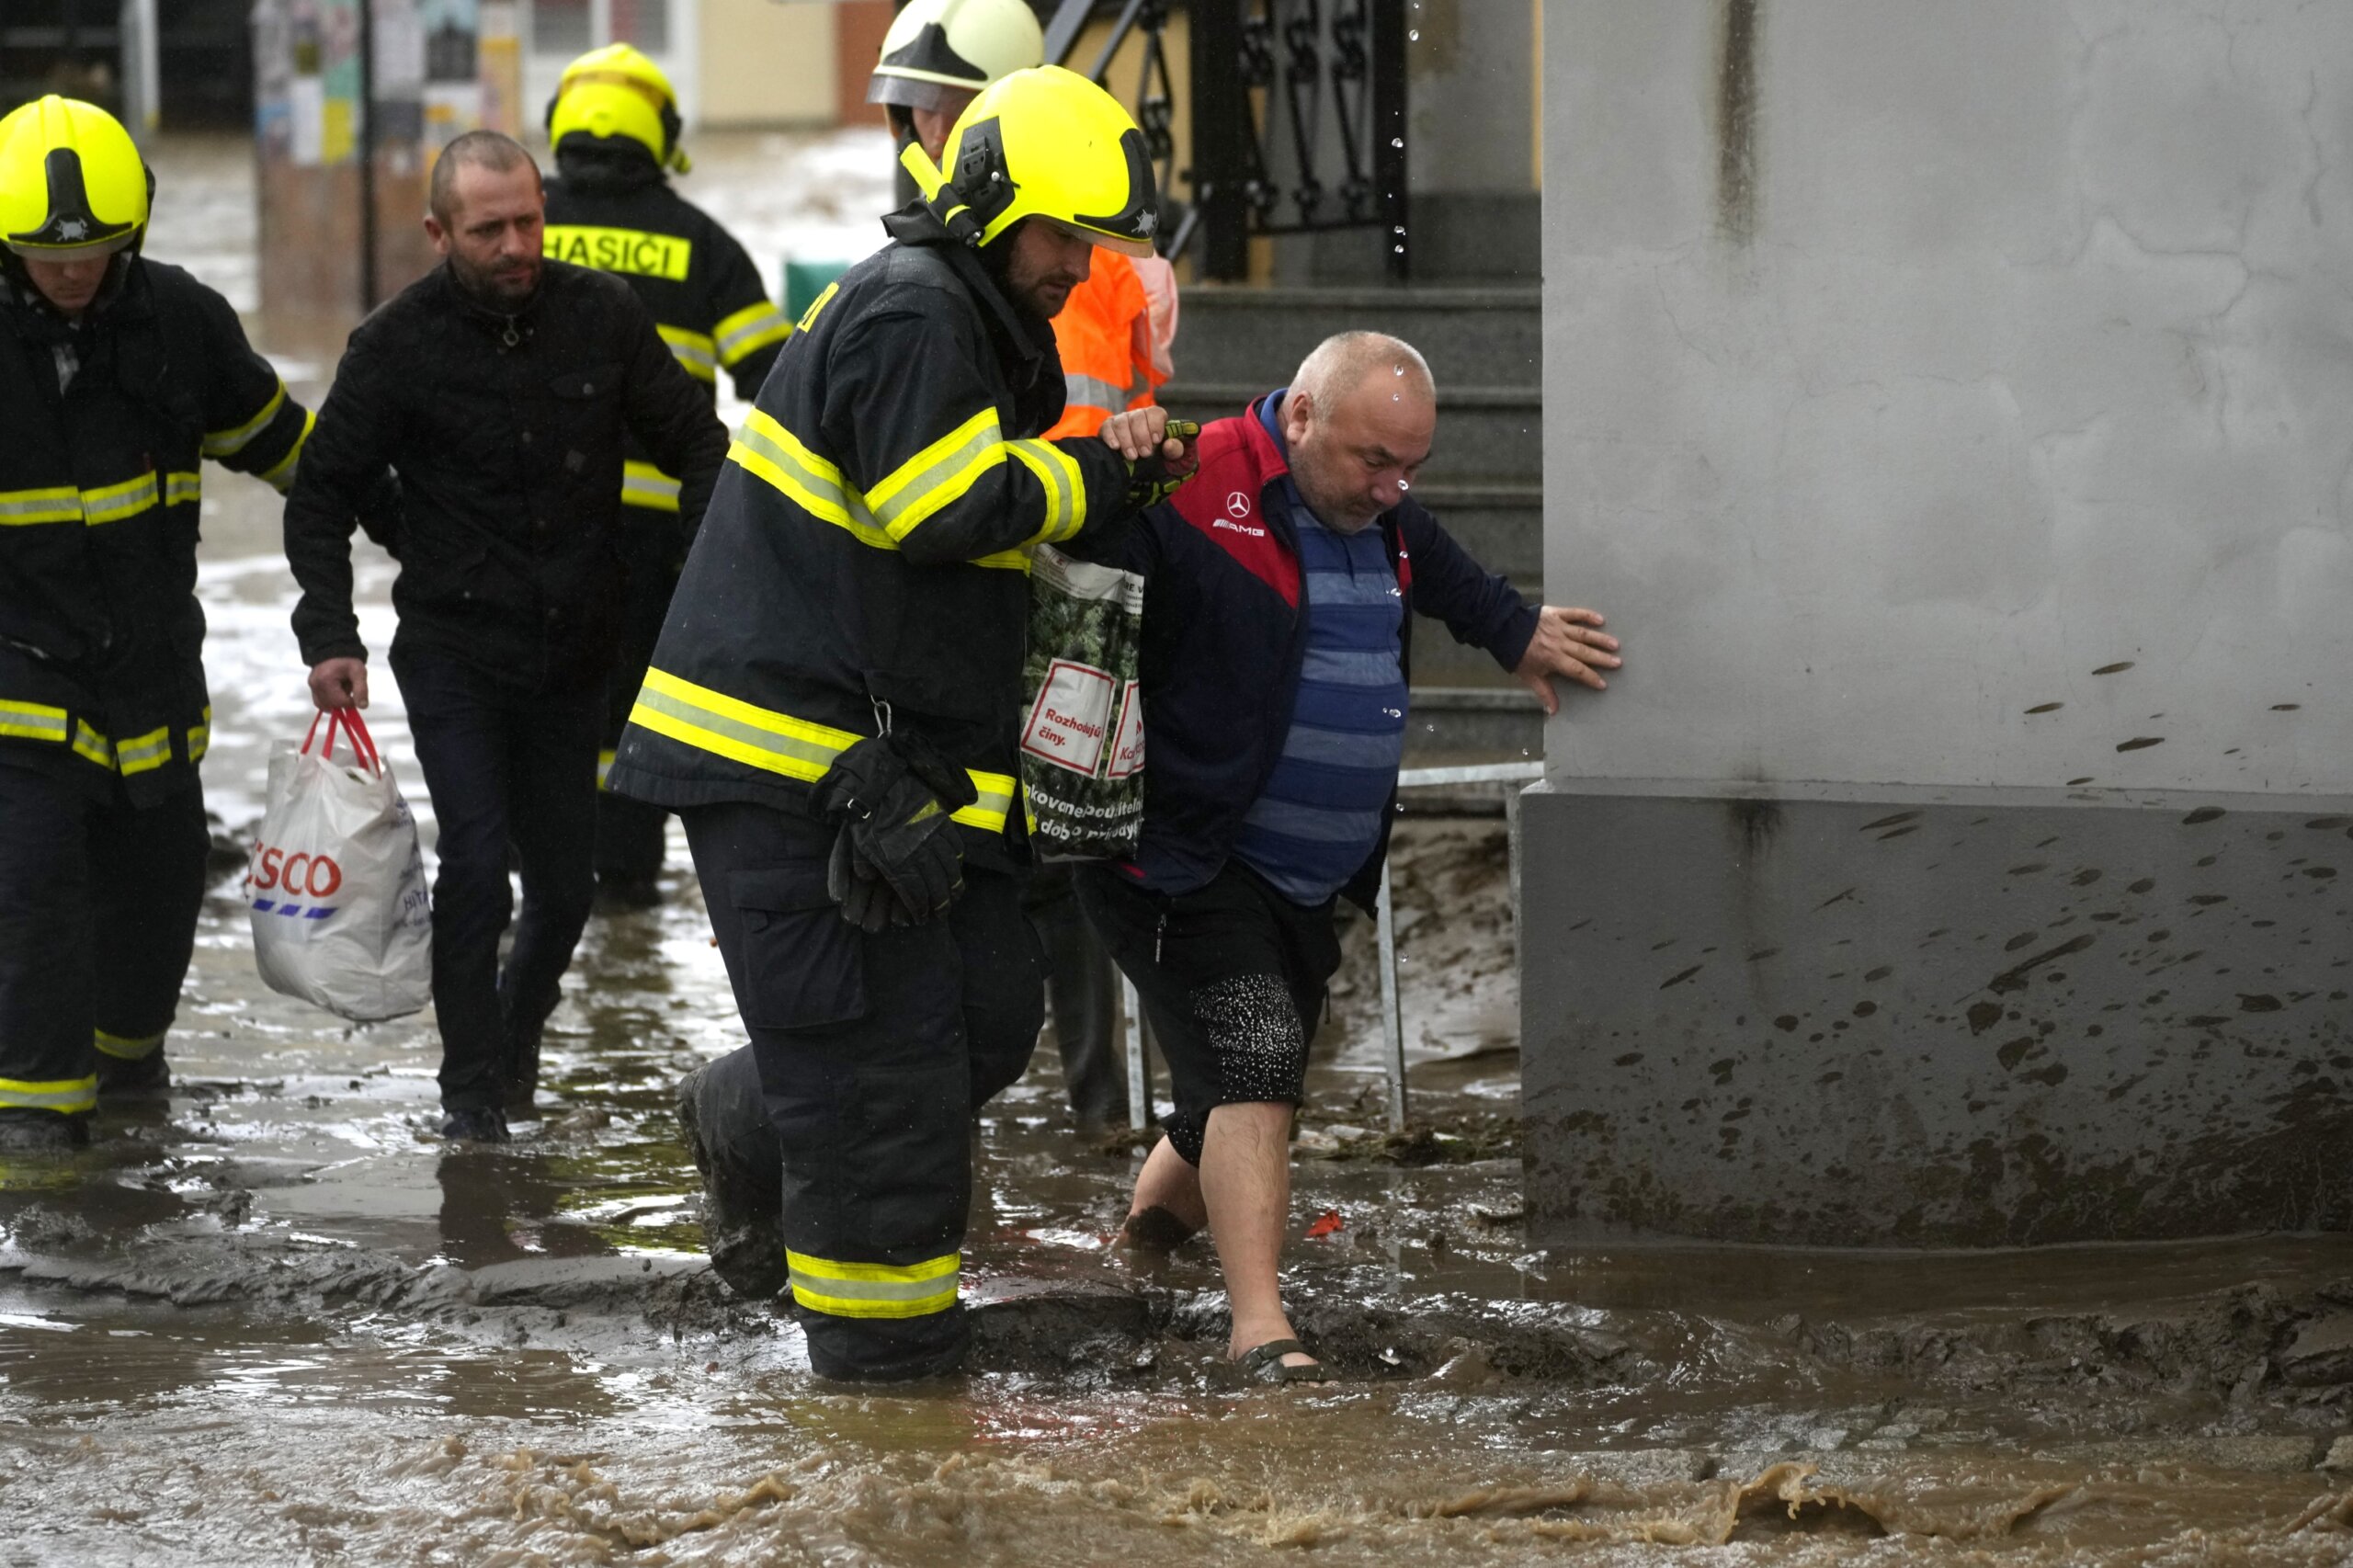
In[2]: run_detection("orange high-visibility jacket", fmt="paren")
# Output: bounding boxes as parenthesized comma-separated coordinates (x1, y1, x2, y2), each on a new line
(1045, 247, 1174, 438)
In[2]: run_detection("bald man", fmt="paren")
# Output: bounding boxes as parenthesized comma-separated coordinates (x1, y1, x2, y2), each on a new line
(1071, 332, 1622, 1382)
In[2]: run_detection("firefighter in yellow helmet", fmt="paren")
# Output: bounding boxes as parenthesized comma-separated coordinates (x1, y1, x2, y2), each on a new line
(875, 0, 1176, 1136)
(0, 97, 318, 1151)
(607, 66, 1196, 1379)
(542, 43, 794, 917)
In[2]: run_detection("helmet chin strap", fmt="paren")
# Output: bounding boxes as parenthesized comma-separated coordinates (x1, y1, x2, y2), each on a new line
(899, 141, 987, 247)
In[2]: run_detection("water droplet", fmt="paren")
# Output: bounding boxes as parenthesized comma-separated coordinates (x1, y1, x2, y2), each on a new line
(1391, 137, 1404, 149)
(1393, 244, 1404, 254)
(1393, 364, 1405, 375)
(1397, 478, 1411, 491)
(1409, 28, 1421, 41)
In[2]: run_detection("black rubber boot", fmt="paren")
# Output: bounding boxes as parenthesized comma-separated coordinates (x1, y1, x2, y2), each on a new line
(95, 1049, 170, 1097)
(676, 1047, 790, 1299)
(0, 1109, 90, 1153)
(439, 1107, 510, 1143)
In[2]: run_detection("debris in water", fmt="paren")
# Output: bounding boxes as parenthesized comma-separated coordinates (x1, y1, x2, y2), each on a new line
(1304, 1210, 1344, 1239)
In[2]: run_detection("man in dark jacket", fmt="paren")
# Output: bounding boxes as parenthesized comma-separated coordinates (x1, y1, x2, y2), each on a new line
(287, 131, 726, 1143)
(608, 66, 1188, 1381)
(1074, 332, 1623, 1382)
(0, 97, 322, 1152)
(541, 43, 793, 908)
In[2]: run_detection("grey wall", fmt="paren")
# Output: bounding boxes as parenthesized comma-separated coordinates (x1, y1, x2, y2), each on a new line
(1525, 0, 2353, 1244)
(1542, 0, 2353, 794)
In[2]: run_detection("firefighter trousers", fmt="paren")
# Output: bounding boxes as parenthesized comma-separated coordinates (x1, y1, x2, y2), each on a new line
(1022, 861, 1126, 1127)
(0, 761, 209, 1122)
(682, 800, 1042, 1381)
(595, 517, 681, 892)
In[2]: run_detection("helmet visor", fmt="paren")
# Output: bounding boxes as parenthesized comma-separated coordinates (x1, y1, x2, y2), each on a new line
(867, 72, 959, 113)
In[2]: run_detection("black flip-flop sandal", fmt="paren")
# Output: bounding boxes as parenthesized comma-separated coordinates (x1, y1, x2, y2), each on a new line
(1233, 1337, 1332, 1385)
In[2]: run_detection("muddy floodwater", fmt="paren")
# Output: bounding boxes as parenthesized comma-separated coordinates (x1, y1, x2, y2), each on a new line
(7, 138, 2353, 1566)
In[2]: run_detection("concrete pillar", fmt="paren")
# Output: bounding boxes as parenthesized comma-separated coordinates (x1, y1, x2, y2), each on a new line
(1524, 0, 2353, 1245)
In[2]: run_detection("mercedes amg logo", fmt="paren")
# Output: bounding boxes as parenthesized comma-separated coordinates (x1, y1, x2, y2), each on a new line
(1226, 492, 1251, 519)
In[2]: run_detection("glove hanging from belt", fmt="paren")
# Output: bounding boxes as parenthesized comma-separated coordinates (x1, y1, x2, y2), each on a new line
(810, 730, 979, 933)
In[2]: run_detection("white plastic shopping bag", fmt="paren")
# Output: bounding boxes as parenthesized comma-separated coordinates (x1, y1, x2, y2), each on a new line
(244, 710, 432, 1022)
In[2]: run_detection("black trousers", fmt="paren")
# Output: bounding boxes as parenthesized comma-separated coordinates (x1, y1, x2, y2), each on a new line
(0, 762, 208, 1119)
(1076, 861, 1340, 1166)
(594, 517, 678, 886)
(684, 801, 1042, 1381)
(392, 646, 603, 1114)
(1022, 860, 1126, 1125)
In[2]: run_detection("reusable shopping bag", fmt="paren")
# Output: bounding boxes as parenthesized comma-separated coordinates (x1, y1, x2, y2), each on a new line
(245, 709, 432, 1022)
(1017, 542, 1146, 858)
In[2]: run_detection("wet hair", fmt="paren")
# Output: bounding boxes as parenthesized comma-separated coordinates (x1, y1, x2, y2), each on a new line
(428, 131, 541, 225)
(1290, 331, 1435, 415)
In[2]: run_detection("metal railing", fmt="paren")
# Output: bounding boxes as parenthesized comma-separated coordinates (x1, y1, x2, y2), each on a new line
(1044, 0, 1411, 280)
(1121, 762, 1540, 1134)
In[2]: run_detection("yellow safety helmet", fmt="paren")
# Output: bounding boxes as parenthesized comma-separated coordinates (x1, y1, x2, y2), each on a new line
(867, 0, 1043, 113)
(547, 42, 689, 176)
(0, 95, 150, 259)
(901, 65, 1158, 258)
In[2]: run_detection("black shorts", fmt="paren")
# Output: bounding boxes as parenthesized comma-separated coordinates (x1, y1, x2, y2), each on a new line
(1075, 860, 1343, 1165)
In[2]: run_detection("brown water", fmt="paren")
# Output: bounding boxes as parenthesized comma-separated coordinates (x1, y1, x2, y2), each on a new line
(6, 138, 2353, 1566)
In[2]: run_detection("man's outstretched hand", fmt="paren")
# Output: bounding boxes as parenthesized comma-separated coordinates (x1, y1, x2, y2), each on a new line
(309, 657, 369, 712)
(1515, 606, 1621, 715)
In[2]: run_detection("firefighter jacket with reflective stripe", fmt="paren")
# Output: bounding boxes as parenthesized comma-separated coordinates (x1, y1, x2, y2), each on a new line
(545, 150, 791, 517)
(604, 202, 1139, 859)
(285, 260, 729, 690)
(1042, 248, 1165, 440)
(0, 258, 313, 803)
(1074, 392, 1540, 912)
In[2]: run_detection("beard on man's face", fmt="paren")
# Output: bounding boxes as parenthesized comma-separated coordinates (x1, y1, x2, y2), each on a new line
(452, 247, 540, 309)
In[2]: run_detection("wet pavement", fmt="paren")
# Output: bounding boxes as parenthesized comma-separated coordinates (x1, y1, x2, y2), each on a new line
(6, 136, 2353, 1565)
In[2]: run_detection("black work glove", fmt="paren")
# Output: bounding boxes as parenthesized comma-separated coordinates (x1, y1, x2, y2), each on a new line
(1126, 418, 1199, 510)
(810, 732, 979, 931)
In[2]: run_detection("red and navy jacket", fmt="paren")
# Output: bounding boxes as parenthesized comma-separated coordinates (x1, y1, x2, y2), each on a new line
(1081, 391, 1540, 910)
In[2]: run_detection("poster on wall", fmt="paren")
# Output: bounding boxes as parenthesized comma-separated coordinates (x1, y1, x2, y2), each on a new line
(477, 1, 523, 137)
(423, 0, 485, 147)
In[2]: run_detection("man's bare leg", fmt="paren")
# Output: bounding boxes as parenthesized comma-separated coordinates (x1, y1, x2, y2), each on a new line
(1199, 1100, 1316, 1370)
(1121, 1133, 1207, 1246)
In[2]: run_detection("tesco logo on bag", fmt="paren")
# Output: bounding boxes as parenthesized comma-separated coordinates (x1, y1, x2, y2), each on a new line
(244, 839, 343, 918)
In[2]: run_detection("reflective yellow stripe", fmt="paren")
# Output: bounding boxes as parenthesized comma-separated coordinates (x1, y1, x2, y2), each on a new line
(543, 223, 694, 280)
(657, 324, 717, 384)
(730, 410, 893, 550)
(794, 281, 839, 334)
(964, 768, 1016, 833)
(202, 378, 288, 458)
(0, 1075, 97, 1113)
(713, 301, 792, 365)
(0, 699, 68, 743)
(786, 1249, 959, 1320)
(258, 410, 314, 493)
(115, 724, 173, 776)
(1006, 439, 1086, 544)
(620, 460, 682, 513)
(629, 667, 1012, 831)
(188, 704, 210, 763)
(72, 719, 110, 768)
(80, 472, 160, 525)
(0, 469, 197, 528)
(0, 486, 82, 526)
(597, 747, 615, 790)
(866, 407, 1006, 542)
(94, 1028, 164, 1062)
(729, 410, 1034, 574)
